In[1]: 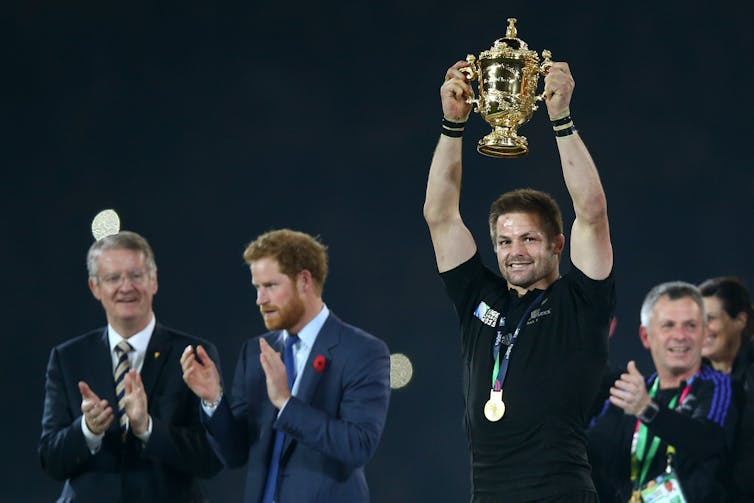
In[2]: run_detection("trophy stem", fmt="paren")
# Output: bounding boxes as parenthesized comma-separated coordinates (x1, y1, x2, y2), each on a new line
(477, 126, 529, 158)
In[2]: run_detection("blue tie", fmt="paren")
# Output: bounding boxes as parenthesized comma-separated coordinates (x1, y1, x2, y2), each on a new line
(261, 334, 298, 503)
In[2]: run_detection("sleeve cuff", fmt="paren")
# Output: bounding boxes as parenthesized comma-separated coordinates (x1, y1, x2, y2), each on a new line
(134, 415, 153, 443)
(81, 416, 104, 454)
(276, 397, 291, 419)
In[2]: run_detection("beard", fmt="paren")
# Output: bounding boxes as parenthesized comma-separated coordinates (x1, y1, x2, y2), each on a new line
(260, 293, 306, 331)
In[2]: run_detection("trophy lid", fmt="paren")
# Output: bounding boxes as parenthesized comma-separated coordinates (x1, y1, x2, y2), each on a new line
(476, 18, 543, 62)
(494, 18, 527, 51)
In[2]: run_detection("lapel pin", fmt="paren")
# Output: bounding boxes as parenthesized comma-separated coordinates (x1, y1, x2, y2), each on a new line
(313, 355, 326, 372)
(154, 352, 160, 359)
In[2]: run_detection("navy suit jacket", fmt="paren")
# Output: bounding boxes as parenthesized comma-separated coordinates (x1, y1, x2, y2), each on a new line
(203, 312, 390, 503)
(40, 323, 223, 503)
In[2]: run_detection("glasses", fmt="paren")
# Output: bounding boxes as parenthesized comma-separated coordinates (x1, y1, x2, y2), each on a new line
(97, 270, 150, 288)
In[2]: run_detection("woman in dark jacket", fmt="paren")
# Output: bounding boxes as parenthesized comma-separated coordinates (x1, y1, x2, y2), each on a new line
(699, 276, 754, 502)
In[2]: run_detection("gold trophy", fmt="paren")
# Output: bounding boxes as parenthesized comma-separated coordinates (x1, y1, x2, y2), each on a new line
(462, 18, 552, 158)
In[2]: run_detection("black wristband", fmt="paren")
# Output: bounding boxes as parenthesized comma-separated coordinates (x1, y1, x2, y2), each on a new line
(554, 125, 577, 137)
(552, 114, 577, 137)
(442, 117, 466, 138)
(550, 115, 572, 127)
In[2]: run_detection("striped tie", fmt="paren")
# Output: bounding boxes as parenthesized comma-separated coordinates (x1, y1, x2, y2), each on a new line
(114, 340, 134, 430)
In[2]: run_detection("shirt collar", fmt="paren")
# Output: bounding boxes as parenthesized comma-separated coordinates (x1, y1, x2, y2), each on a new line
(285, 304, 330, 349)
(108, 314, 156, 355)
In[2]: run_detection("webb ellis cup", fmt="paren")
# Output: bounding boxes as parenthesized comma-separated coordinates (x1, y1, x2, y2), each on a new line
(462, 18, 552, 158)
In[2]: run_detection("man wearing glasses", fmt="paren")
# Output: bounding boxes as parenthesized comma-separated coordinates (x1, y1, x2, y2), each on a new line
(39, 231, 222, 502)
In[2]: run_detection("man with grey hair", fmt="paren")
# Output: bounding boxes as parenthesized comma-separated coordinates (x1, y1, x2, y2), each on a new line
(588, 281, 736, 503)
(39, 230, 222, 502)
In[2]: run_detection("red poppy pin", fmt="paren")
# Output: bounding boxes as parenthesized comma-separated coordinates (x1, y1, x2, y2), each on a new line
(313, 355, 326, 372)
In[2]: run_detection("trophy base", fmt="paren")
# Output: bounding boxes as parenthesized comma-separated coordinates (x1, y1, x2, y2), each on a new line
(477, 129, 529, 158)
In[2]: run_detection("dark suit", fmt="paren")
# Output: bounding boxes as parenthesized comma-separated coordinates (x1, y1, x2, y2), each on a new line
(40, 323, 223, 503)
(204, 312, 390, 503)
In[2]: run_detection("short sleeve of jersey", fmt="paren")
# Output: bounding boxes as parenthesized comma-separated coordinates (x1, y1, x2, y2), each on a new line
(559, 261, 617, 349)
(563, 261, 616, 303)
(440, 253, 501, 331)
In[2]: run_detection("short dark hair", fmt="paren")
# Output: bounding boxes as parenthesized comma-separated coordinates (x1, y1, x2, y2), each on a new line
(488, 188, 563, 244)
(699, 276, 754, 341)
(87, 231, 157, 280)
(243, 229, 328, 294)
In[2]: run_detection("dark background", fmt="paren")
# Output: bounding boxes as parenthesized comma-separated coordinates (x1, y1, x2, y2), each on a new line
(5, 0, 753, 501)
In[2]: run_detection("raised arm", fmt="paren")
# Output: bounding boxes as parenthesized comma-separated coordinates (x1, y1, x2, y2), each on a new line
(423, 61, 477, 273)
(545, 63, 612, 280)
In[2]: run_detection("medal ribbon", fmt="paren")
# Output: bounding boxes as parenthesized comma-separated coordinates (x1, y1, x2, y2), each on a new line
(490, 290, 547, 391)
(629, 375, 696, 489)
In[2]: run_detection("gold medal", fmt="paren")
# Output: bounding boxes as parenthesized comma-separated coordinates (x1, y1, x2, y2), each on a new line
(484, 389, 505, 422)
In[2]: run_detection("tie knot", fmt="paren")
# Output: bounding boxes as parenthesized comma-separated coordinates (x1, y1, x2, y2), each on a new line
(115, 340, 134, 356)
(285, 334, 299, 350)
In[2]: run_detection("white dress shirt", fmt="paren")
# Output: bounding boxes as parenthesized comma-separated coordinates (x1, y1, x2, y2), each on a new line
(287, 304, 329, 397)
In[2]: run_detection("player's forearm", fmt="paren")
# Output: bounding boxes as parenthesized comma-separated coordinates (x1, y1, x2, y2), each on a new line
(424, 136, 464, 226)
(557, 134, 607, 225)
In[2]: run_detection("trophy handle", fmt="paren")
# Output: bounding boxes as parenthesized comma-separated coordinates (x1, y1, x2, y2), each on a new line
(460, 54, 478, 80)
(535, 49, 553, 102)
(460, 54, 480, 107)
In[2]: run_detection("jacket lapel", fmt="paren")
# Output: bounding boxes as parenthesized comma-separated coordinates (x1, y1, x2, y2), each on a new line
(92, 329, 118, 406)
(282, 314, 340, 456)
(296, 315, 339, 405)
(140, 323, 172, 396)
